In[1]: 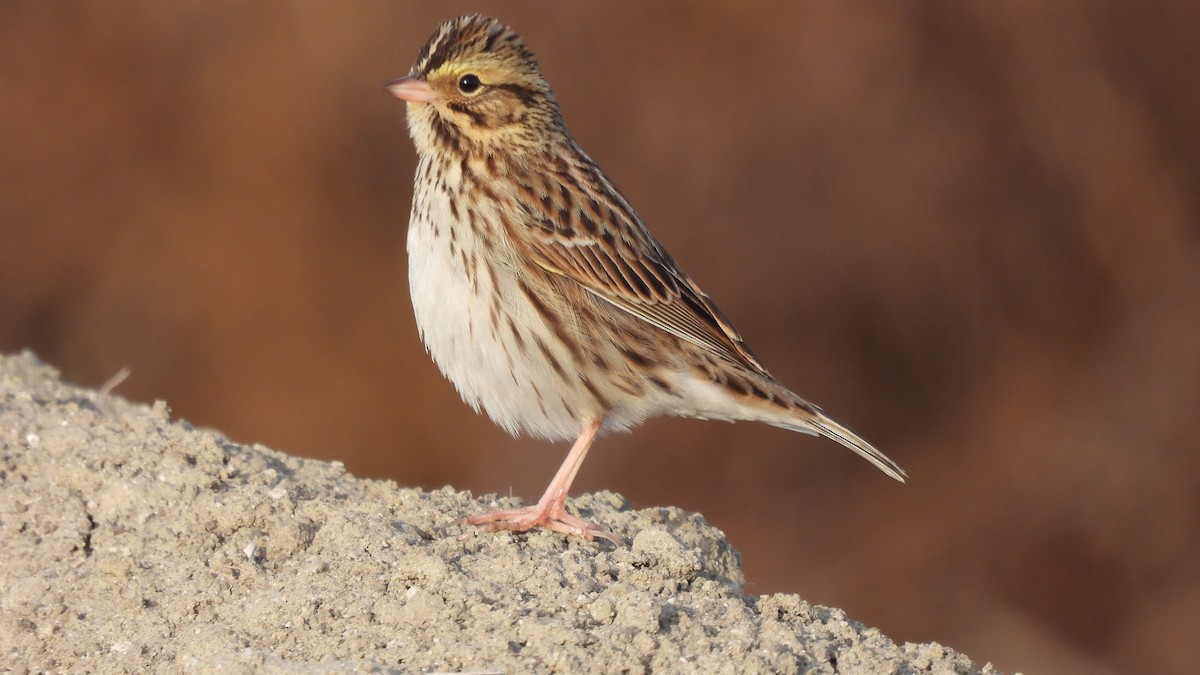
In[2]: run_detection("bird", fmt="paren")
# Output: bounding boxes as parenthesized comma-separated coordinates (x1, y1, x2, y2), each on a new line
(387, 15, 905, 545)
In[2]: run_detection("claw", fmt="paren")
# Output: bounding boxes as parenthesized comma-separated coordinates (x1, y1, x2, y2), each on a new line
(460, 502, 623, 545)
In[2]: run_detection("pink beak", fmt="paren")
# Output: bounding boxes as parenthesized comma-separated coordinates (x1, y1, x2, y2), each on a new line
(386, 75, 438, 103)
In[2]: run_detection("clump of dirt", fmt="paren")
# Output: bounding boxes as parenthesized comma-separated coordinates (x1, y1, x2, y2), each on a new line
(0, 351, 994, 673)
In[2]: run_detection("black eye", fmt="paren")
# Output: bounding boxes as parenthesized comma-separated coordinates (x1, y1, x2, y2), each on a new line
(458, 74, 482, 94)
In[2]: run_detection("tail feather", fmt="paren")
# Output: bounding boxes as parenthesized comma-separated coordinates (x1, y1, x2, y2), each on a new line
(768, 404, 907, 483)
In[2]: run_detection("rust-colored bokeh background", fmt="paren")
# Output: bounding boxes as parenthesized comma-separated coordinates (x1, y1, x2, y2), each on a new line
(3, 3, 1198, 672)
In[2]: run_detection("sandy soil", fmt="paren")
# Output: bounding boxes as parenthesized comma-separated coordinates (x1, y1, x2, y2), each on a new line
(0, 351, 995, 673)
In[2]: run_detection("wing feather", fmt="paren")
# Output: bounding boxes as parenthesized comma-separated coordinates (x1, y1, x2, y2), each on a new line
(513, 157, 770, 376)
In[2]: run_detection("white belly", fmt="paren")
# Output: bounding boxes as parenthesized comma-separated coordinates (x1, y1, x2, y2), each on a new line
(407, 190, 589, 441)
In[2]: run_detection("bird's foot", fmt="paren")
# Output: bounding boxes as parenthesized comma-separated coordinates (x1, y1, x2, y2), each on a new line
(458, 502, 623, 545)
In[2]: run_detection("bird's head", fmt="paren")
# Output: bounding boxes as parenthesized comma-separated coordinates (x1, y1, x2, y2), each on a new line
(388, 15, 563, 156)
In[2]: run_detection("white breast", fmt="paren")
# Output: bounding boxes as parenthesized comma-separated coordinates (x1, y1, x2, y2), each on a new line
(406, 171, 591, 442)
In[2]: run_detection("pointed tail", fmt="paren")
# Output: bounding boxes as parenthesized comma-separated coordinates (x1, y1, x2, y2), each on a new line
(767, 401, 907, 482)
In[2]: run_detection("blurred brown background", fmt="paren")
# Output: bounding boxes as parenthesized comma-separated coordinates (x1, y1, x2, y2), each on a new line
(3, 2, 1198, 672)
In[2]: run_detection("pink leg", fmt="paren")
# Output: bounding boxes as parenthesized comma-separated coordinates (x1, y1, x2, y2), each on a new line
(462, 419, 621, 545)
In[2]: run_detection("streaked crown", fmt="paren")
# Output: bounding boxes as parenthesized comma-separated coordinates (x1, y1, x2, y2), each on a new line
(403, 15, 563, 154)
